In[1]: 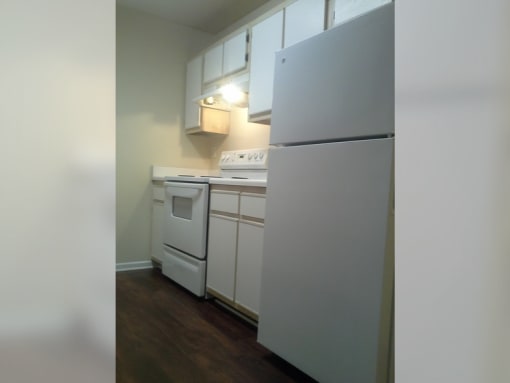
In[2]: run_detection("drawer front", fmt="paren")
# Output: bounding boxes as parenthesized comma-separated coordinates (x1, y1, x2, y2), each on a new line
(210, 190, 239, 214)
(152, 185, 164, 201)
(162, 246, 206, 297)
(240, 193, 266, 219)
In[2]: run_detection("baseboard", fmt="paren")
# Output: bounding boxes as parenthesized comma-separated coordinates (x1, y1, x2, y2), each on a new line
(116, 260, 154, 272)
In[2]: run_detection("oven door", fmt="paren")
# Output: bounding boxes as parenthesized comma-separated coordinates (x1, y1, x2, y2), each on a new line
(163, 181, 209, 259)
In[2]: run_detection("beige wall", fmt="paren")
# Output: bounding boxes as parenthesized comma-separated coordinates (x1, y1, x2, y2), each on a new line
(117, 5, 272, 264)
(209, 108, 271, 166)
(116, 6, 214, 263)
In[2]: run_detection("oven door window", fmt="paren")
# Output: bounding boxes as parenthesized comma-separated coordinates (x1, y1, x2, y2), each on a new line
(173, 196, 192, 220)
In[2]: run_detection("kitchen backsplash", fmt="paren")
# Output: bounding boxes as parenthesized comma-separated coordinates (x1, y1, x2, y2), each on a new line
(208, 107, 270, 168)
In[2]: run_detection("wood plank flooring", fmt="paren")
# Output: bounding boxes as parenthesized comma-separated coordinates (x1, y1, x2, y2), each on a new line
(116, 268, 316, 383)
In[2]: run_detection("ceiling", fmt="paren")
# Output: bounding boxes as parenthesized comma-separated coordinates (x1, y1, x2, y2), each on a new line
(117, 0, 273, 35)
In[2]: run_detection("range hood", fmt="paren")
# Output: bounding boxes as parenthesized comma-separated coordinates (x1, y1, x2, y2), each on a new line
(194, 73, 249, 111)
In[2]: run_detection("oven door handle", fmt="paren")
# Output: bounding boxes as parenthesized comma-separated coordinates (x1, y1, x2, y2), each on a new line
(165, 185, 203, 200)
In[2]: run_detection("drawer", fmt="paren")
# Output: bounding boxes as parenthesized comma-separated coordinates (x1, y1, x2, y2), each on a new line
(240, 193, 266, 219)
(210, 190, 239, 214)
(152, 185, 164, 201)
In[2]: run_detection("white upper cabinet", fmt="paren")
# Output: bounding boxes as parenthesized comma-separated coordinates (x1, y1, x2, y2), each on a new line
(284, 0, 326, 48)
(184, 55, 202, 130)
(333, 0, 391, 26)
(203, 44, 223, 83)
(248, 10, 284, 122)
(203, 30, 248, 84)
(223, 31, 248, 76)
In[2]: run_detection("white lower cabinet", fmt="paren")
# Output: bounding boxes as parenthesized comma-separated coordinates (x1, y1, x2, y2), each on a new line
(151, 182, 165, 262)
(206, 215, 238, 301)
(235, 220, 264, 315)
(206, 185, 266, 320)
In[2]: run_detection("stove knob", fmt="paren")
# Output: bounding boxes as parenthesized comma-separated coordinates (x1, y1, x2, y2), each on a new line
(259, 152, 265, 160)
(248, 153, 253, 160)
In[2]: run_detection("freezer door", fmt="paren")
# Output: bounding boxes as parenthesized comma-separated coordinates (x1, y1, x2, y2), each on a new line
(258, 139, 393, 383)
(270, 3, 394, 145)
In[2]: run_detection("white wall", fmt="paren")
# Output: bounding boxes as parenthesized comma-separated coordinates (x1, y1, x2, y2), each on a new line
(396, 1, 510, 382)
(0, 0, 115, 381)
(116, 5, 214, 264)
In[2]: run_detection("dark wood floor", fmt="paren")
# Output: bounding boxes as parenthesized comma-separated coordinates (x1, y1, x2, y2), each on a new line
(117, 268, 316, 383)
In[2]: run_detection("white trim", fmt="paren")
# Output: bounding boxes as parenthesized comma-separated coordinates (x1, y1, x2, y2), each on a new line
(116, 261, 153, 272)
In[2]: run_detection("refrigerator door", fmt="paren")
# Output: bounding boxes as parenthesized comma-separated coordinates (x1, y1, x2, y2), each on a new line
(258, 138, 393, 383)
(270, 3, 394, 145)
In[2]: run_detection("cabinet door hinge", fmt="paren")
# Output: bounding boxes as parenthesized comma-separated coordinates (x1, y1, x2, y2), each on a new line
(245, 53, 249, 62)
(246, 32, 250, 43)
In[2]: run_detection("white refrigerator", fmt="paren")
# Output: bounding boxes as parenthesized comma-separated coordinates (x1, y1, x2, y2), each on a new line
(257, 3, 394, 383)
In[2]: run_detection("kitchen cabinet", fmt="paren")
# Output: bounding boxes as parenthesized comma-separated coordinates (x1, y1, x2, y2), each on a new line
(203, 44, 223, 84)
(207, 189, 239, 300)
(236, 220, 264, 315)
(248, 0, 325, 123)
(248, 10, 283, 123)
(207, 215, 238, 300)
(206, 185, 266, 320)
(332, 0, 391, 26)
(284, 0, 325, 48)
(184, 55, 202, 130)
(223, 31, 248, 77)
(184, 56, 230, 135)
(151, 181, 165, 263)
(203, 30, 248, 84)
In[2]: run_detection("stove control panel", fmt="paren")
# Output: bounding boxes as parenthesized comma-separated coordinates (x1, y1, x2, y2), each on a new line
(219, 148, 268, 170)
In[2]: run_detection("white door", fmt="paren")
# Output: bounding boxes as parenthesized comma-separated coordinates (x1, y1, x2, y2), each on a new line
(184, 56, 202, 130)
(333, 0, 391, 26)
(206, 214, 238, 301)
(151, 200, 164, 262)
(248, 10, 283, 120)
(223, 31, 247, 76)
(163, 182, 209, 259)
(235, 220, 264, 315)
(258, 139, 394, 383)
(203, 44, 223, 83)
(284, 0, 325, 48)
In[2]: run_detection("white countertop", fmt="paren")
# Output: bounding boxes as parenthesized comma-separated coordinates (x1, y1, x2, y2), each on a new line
(152, 166, 217, 181)
(153, 166, 266, 187)
(208, 178, 267, 187)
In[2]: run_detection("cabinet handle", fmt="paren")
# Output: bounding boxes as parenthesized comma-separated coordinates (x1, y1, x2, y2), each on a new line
(239, 219, 264, 228)
(210, 213, 239, 222)
(211, 190, 240, 196)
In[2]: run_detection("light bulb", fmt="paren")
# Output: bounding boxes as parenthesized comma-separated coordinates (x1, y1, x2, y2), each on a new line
(220, 84, 244, 104)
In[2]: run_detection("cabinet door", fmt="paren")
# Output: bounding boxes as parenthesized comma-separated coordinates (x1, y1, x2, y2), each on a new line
(333, 0, 391, 26)
(248, 10, 283, 121)
(184, 56, 202, 130)
(235, 221, 264, 315)
(284, 0, 325, 48)
(151, 200, 164, 262)
(203, 44, 223, 83)
(223, 31, 247, 76)
(206, 215, 238, 301)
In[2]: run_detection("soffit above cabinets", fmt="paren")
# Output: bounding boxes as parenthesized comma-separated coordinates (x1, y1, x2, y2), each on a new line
(116, 0, 273, 34)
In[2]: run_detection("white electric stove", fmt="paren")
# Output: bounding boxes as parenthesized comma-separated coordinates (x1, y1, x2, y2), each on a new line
(161, 148, 268, 296)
